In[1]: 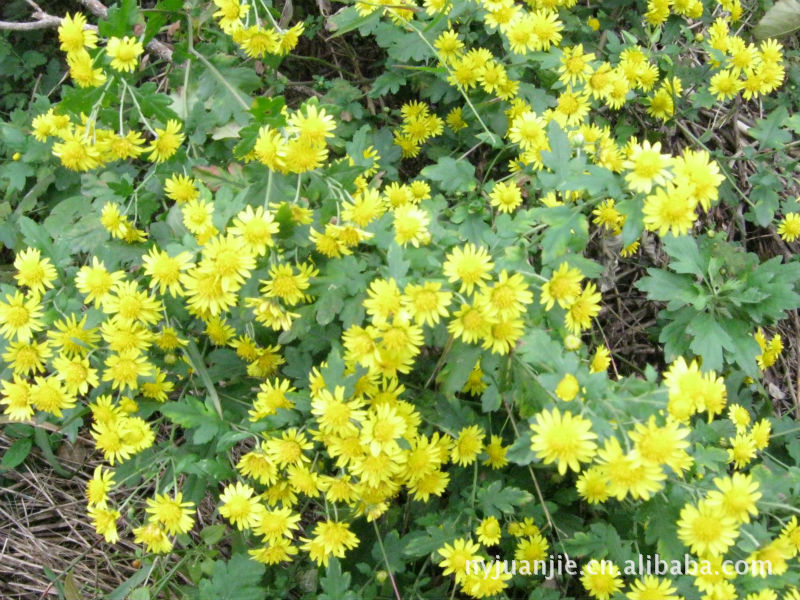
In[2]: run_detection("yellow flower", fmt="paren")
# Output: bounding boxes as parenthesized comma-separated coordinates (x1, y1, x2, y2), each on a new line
(623, 140, 673, 194)
(147, 120, 184, 163)
(300, 520, 359, 567)
(145, 492, 195, 535)
(106, 36, 144, 72)
(559, 44, 595, 86)
(709, 68, 742, 101)
(437, 537, 481, 583)
(643, 184, 698, 237)
(530, 407, 597, 475)
(1, 376, 34, 422)
(228, 205, 279, 255)
(540, 262, 583, 310)
(555, 373, 580, 401)
(778, 213, 800, 242)
(393, 204, 431, 247)
(0, 292, 44, 342)
(581, 559, 623, 600)
(260, 262, 317, 306)
(287, 103, 336, 146)
(706, 472, 761, 524)
(565, 282, 602, 334)
(58, 12, 97, 53)
(451, 425, 484, 466)
(594, 436, 666, 500)
(402, 281, 452, 326)
(489, 180, 523, 213)
(590, 345, 611, 373)
(626, 576, 681, 600)
(218, 481, 262, 530)
(728, 432, 757, 468)
(213, 0, 249, 31)
(576, 465, 610, 504)
(86, 465, 115, 508)
(30, 375, 76, 418)
(88, 505, 121, 543)
(142, 247, 194, 297)
(677, 499, 739, 556)
(52, 131, 101, 172)
(164, 174, 199, 203)
(443, 244, 494, 295)
(475, 516, 502, 546)
(67, 49, 107, 88)
(133, 522, 173, 553)
(483, 435, 509, 469)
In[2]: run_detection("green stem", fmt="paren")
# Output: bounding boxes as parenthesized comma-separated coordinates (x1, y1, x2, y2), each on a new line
(34, 427, 76, 478)
(184, 339, 224, 419)
(190, 47, 250, 112)
(372, 520, 403, 600)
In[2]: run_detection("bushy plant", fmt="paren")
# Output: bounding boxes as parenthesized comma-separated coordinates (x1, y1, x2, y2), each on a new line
(1, 0, 800, 598)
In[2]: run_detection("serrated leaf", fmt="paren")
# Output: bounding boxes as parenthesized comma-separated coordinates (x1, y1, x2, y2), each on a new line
(386, 241, 410, 282)
(753, 0, 800, 39)
(662, 235, 705, 276)
(749, 107, 792, 150)
(99, 0, 138, 38)
(319, 559, 355, 600)
(476, 481, 533, 517)
(421, 157, 476, 194)
(198, 554, 266, 600)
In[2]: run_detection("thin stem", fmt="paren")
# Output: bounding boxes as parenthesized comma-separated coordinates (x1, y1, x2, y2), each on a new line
(190, 48, 250, 112)
(372, 520, 403, 600)
(264, 169, 274, 208)
(122, 80, 158, 135)
(403, 20, 496, 143)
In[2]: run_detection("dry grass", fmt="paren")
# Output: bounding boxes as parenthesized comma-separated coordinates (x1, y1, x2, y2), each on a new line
(0, 432, 139, 599)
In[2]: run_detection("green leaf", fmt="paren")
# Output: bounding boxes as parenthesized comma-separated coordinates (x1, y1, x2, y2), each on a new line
(505, 432, 535, 465)
(199, 524, 227, 546)
(198, 554, 266, 600)
(563, 522, 628, 562)
(0, 161, 33, 192)
(143, 0, 182, 45)
(685, 312, 733, 371)
(160, 397, 219, 431)
(749, 107, 792, 150)
(639, 489, 687, 560)
(421, 157, 476, 194)
(662, 235, 705, 277)
(107, 564, 153, 600)
(18, 215, 54, 255)
(316, 290, 344, 326)
(371, 531, 406, 573)
(386, 240, 410, 283)
(481, 384, 501, 412)
(540, 120, 570, 173)
(402, 526, 455, 558)
(753, 0, 800, 39)
(1, 437, 32, 469)
(99, 0, 139, 38)
(439, 342, 483, 395)
(327, 6, 380, 38)
(370, 70, 406, 98)
(476, 481, 533, 517)
(129, 588, 151, 600)
(319, 559, 356, 600)
(135, 82, 181, 125)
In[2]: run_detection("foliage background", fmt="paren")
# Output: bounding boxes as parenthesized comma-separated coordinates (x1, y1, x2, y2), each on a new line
(1, 0, 800, 598)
